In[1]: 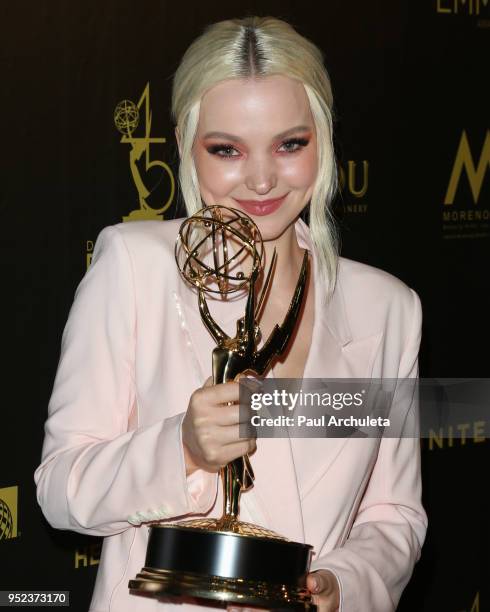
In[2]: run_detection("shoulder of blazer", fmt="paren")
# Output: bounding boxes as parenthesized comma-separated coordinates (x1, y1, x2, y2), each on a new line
(98, 221, 419, 342)
(103, 218, 186, 277)
(336, 256, 419, 341)
(110, 218, 184, 253)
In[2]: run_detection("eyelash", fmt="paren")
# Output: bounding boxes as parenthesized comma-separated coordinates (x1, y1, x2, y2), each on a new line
(206, 137, 310, 158)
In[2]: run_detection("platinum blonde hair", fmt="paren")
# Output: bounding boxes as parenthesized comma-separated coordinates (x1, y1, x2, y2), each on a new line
(171, 16, 339, 303)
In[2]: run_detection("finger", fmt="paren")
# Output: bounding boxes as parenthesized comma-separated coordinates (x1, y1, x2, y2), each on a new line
(236, 403, 257, 437)
(239, 384, 264, 408)
(210, 422, 257, 445)
(204, 403, 251, 427)
(203, 375, 213, 387)
(235, 370, 263, 386)
(307, 571, 333, 595)
(306, 572, 324, 593)
(311, 593, 329, 612)
(307, 572, 321, 594)
(310, 591, 338, 612)
(218, 439, 257, 465)
(307, 571, 339, 612)
(201, 381, 241, 405)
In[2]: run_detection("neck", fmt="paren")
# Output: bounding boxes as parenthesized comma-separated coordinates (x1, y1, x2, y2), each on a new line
(224, 216, 307, 298)
(261, 220, 305, 291)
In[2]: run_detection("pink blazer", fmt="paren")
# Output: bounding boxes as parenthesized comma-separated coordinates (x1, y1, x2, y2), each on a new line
(34, 216, 427, 612)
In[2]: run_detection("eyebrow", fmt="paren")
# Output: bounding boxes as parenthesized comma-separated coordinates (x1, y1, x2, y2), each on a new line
(202, 125, 312, 142)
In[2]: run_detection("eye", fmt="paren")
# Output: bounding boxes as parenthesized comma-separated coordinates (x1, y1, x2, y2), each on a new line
(206, 144, 240, 158)
(205, 137, 310, 159)
(278, 137, 310, 153)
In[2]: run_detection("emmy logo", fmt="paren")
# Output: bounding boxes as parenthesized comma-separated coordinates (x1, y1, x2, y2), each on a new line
(0, 486, 18, 540)
(114, 83, 175, 221)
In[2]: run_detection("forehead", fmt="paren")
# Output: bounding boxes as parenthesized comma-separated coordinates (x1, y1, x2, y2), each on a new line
(197, 75, 313, 136)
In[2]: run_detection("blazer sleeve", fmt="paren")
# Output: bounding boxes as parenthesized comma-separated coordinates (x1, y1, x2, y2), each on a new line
(309, 288, 428, 612)
(34, 225, 218, 537)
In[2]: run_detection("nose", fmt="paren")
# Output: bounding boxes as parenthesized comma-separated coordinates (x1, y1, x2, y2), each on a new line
(244, 154, 277, 195)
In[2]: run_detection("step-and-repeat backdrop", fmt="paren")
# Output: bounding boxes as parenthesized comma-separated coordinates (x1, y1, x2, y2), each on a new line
(2, 2, 488, 610)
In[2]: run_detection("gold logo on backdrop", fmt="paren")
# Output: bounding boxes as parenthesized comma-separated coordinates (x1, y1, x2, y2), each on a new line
(114, 82, 175, 221)
(457, 591, 481, 612)
(0, 486, 18, 540)
(338, 161, 369, 214)
(437, 0, 487, 15)
(86, 84, 176, 268)
(74, 542, 102, 569)
(436, 0, 490, 28)
(86, 240, 94, 269)
(444, 130, 489, 205)
(442, 130, 489, 239)
(424, 421, 486, 451)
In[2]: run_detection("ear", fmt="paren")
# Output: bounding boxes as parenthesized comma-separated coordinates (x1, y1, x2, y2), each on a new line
(175, 126, 182, 158)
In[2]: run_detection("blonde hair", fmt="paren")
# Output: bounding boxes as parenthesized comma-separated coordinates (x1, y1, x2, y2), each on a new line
(171, 16, 339, 303)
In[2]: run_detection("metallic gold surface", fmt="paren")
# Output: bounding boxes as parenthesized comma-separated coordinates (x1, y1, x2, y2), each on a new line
(114, 84, 174, 221)
(159, 517, 287, 539)
(174, 205, 310, 527)
(129, 567, 315, 610)
(130, 206, 313, 609)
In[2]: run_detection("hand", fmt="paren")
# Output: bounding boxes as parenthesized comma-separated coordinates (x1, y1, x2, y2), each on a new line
(306, 569, 340, 612)
(182, 375, 256, 475)
(225, 570, 339, 612)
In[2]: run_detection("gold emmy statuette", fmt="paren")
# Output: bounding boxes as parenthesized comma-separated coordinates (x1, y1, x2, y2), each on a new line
(129, 205, 315, 610)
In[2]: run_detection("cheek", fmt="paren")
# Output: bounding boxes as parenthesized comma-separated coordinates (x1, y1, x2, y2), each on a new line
(193, 149, 242, 198)
(281, 148, 318, 188)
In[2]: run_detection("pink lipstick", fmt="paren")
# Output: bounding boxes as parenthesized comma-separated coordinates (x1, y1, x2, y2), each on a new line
(233, 193, 289, 216)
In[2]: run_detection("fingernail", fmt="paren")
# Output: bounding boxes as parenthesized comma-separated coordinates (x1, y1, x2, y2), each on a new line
(310, 577, 319, 592)
(242, 376, 262, 390)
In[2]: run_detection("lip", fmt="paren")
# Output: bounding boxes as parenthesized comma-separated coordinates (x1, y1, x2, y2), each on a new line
(233, 193, 289, 216)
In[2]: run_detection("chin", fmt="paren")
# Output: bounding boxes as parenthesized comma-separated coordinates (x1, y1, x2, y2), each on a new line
(250, 214, 296, 242)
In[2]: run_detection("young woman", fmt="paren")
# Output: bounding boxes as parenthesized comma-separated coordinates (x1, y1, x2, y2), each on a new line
(34, 16, 427, 612)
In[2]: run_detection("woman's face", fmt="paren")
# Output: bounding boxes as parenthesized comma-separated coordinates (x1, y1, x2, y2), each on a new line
(189, 74, 318, 241)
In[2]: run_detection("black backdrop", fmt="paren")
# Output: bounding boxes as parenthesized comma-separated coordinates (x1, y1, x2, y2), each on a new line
(2, 1, 489, 610)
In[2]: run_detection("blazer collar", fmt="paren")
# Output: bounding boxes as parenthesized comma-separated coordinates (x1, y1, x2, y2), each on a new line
(294, 216, 353, 349)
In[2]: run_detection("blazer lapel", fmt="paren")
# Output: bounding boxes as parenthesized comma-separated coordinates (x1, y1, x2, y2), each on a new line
(290, 218, 383, 500)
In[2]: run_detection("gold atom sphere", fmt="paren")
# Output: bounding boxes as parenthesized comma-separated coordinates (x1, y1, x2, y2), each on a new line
(114, 99, 139, 136)
(175, 205, 264, 295)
